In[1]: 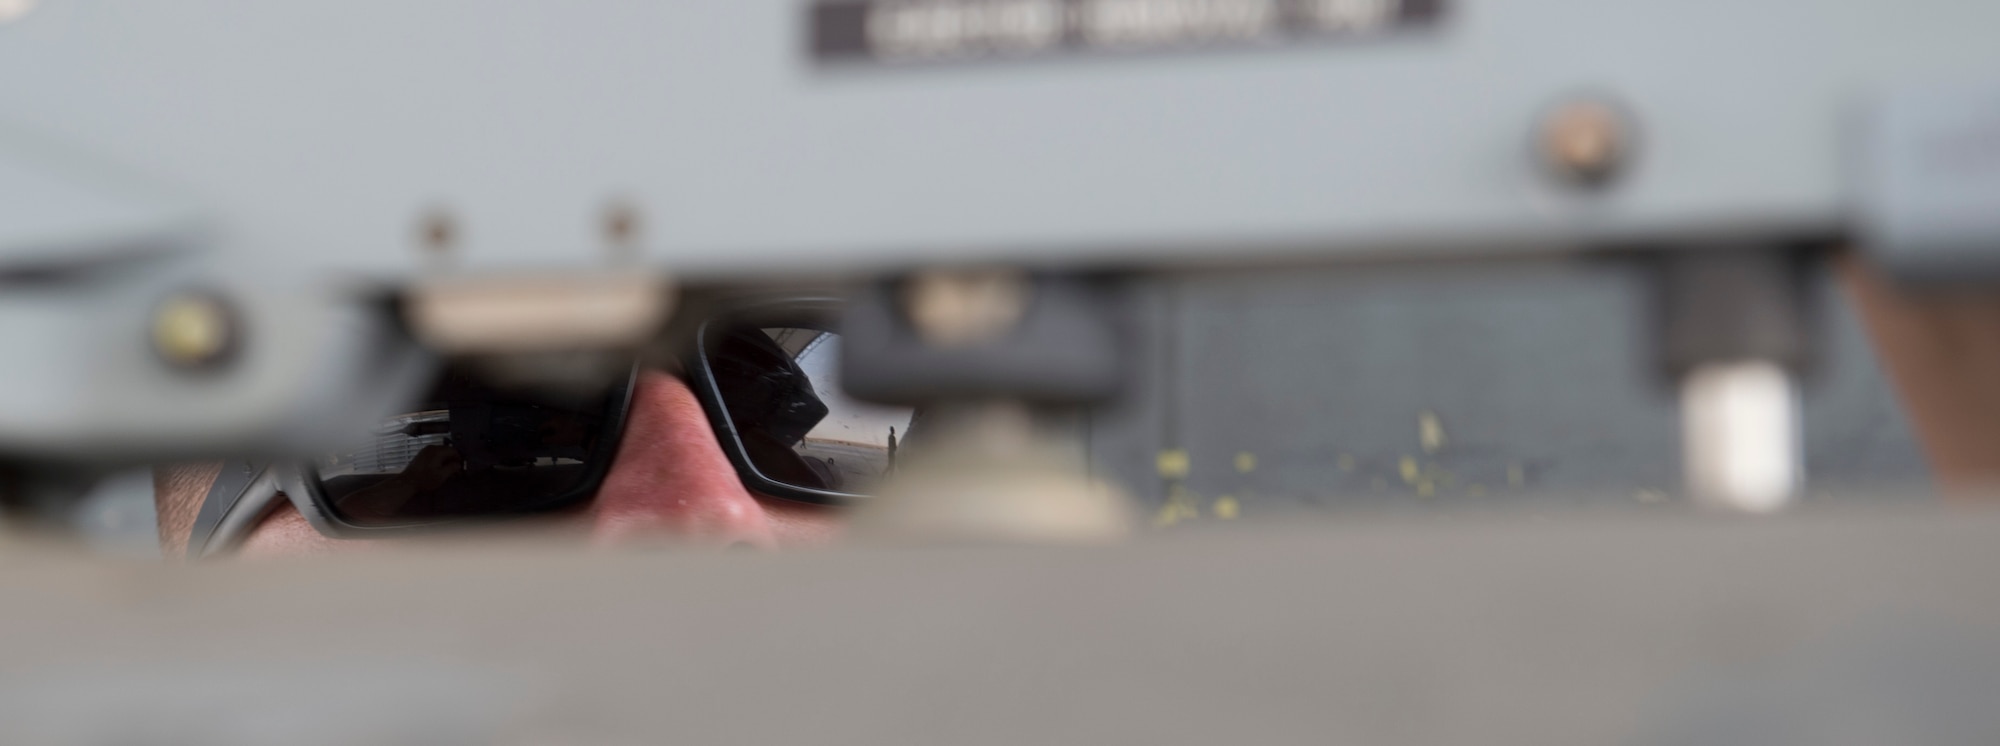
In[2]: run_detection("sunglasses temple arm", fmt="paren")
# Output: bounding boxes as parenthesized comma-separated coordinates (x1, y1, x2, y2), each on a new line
(186, 462, 283, 560)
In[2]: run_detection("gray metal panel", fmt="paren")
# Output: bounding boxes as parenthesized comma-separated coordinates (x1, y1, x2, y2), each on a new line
(0, 132, 201, 269)
(0, 255, 437, 460)
(0, 1, 1996, 277)
(1087, 258, 1927, 515)
(1860, 79, 2000, 282)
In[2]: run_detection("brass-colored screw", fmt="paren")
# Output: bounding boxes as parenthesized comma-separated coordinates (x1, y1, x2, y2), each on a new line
(151, 291, 237, 371)
(1538, 98, 1630, 187)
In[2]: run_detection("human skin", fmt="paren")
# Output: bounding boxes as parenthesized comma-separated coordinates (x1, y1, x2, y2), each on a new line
(156, 371, 843, 558)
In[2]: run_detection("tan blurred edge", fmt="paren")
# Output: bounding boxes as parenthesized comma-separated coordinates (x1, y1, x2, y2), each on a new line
(1839, 251, 2000, 494)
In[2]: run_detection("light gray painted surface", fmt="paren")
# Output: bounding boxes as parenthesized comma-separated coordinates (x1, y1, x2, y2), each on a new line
(2, 1, 1998, 276)
(1860, 80, 2000, 282)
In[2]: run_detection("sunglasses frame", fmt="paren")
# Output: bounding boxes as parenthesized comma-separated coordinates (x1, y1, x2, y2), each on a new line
(278, 360, 642, 540)
(684, 297, 872, 507)
(188, 297, 878, 556)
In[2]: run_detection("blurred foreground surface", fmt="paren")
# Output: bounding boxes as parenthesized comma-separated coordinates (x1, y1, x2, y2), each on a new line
(4, 507, 1998, 745)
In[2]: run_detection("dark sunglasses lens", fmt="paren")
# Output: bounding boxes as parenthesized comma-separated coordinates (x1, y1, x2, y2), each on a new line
(311, 363, 631, 526)
(707, 326, 913, 496)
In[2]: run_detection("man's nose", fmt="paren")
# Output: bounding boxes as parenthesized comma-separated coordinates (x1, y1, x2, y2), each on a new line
(585, 370, 778, 548)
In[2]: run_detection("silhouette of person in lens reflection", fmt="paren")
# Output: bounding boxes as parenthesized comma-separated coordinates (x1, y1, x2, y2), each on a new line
(709, 328, 841, 491)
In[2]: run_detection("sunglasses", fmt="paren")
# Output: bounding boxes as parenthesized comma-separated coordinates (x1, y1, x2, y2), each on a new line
(186, 299, 914, 558)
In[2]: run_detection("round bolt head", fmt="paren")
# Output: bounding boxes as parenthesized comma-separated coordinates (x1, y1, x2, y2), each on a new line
(1538, 98, 1631, 187)
(152, 292, 238, 371)
(417, 208, 457, 257)
(604, 202, 640, 246)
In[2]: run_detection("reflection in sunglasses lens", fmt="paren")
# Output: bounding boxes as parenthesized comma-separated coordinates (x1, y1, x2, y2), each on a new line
(313, 364, 626, 526)
(708, 327, 915, 496)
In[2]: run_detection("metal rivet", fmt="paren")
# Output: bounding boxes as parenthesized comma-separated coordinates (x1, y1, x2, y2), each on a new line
(151, 291, 238, 371)
(604, 201, 641, 262)
(418, 209, 457, 256)
(1537, 98, 1631, 187)
(604, 202, 639, 246)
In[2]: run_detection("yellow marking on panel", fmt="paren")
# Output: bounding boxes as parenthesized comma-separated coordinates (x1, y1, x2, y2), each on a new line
(1399, 457, 1419, 484)
(1213, 495, 1240, 519)
(1153, 484, 1201, 527)
(1416, 481, 1435, 498)
(1336, 454, 1356, 472)
(1156, 449, 1190, 480)
(1234, 452, 1256, 474)
(1419, 411, 1447, 454)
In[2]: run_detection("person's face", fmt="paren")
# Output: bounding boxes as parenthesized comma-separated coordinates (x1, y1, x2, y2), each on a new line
(158, 370, 845, 558)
